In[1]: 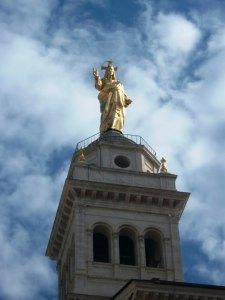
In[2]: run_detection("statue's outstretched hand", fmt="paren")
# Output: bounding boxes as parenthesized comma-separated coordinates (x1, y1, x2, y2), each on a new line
(93, 68, 99, 79)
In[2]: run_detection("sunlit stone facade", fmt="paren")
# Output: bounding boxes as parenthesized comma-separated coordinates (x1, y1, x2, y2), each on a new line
(46, 131, 225, 299)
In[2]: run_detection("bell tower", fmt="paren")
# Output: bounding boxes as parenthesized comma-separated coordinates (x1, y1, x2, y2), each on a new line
(46, 62, 190, 299)
(46, 130, 189, 299)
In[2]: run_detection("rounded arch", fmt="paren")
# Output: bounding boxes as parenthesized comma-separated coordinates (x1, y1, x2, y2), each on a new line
(144, 227, 164, 268)
(116, 223, 140, 236)
(92, 223, 112, 263)
(118, 225, 137, 266)
(91, 221, 113, 234)
(142, 227, 164, 239)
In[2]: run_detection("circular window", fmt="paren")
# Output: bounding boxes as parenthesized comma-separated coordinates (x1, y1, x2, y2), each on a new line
(114, 155, 130, 168)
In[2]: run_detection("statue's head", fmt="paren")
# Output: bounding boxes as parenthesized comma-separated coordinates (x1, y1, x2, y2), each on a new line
(102, 61, 117, 80)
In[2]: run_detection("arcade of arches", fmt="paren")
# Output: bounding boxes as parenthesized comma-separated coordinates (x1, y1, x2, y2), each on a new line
(92, 224, 163, 268)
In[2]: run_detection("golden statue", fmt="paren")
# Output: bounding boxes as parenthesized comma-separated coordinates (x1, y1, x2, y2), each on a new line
(76, 148, 85, 162)
(93, 61, 132, 133)
(159, 157, 168, 173)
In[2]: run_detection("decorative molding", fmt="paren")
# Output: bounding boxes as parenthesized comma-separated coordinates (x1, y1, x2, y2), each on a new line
(46, 179, 189, 261)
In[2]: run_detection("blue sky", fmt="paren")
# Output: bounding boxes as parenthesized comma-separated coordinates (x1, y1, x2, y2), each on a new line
(1, 0, 225, 299)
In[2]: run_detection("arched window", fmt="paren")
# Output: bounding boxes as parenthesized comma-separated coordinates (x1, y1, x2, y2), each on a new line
(93, 225, 110, 263)
(145, 230, 163, 268)
(119, 227, 136, 266)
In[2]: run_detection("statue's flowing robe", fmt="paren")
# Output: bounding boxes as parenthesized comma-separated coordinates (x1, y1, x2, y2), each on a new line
(96, 79, 129, 133)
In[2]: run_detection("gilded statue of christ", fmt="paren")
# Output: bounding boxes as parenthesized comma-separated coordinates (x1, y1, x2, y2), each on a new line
(93, 61, 132, 133)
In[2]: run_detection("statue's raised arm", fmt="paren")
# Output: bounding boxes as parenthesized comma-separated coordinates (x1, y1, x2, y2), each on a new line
(93, 60, 132, 134)
(92, 67, 102, 91)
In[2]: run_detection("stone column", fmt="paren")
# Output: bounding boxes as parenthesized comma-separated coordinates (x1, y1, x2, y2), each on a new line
(138, 235, 146, 278)
(163, 236, 172, 279)
(113, 232, 119, 276)
(169, 213, 183, 281)
(75, 205, 86, 273)
(86, 228, 93, 266)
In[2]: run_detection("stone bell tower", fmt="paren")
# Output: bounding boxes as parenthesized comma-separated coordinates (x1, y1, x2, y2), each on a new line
(46, 61, 191, 300)
(46, 129, 190, 299)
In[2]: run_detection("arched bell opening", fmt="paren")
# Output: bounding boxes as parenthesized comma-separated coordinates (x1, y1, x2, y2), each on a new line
(144, 229, 163, 268)
(93, 225, 111, 263)
(119, 227, 137, 266)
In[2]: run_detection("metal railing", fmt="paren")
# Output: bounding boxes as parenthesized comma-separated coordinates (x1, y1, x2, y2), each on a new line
(75, 132, 156, 156)
(75, 132, 100, 151)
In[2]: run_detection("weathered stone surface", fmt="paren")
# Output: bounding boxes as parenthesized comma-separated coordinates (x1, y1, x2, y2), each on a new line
(46, 134, 191, 299)
(113, 279, 225, 300)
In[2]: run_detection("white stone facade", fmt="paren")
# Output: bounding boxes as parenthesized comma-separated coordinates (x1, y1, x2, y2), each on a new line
(46, 132, 189, 300)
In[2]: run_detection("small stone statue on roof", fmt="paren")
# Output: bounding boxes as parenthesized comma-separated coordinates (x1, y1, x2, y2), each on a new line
(159, 157, 168, 173)
(93, 61, 132, 133)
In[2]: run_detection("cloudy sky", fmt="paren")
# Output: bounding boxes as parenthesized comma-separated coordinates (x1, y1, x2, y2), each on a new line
(1, 0, 225, 299)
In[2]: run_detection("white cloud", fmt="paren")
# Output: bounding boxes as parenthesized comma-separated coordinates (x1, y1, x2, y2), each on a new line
(1, 0, 225, 297)
(208, 27, 225, 53)
(183, 139, 215, 170)
(155, 13, 201, 54)
(0, 31, 99, 151)
(196, 264, 225, 284)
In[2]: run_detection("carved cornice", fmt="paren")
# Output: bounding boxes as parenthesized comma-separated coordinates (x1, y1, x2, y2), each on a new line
(73, 179, 189, 205)
(45, 181, 76, 260)
(45, 179, 189, 261)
